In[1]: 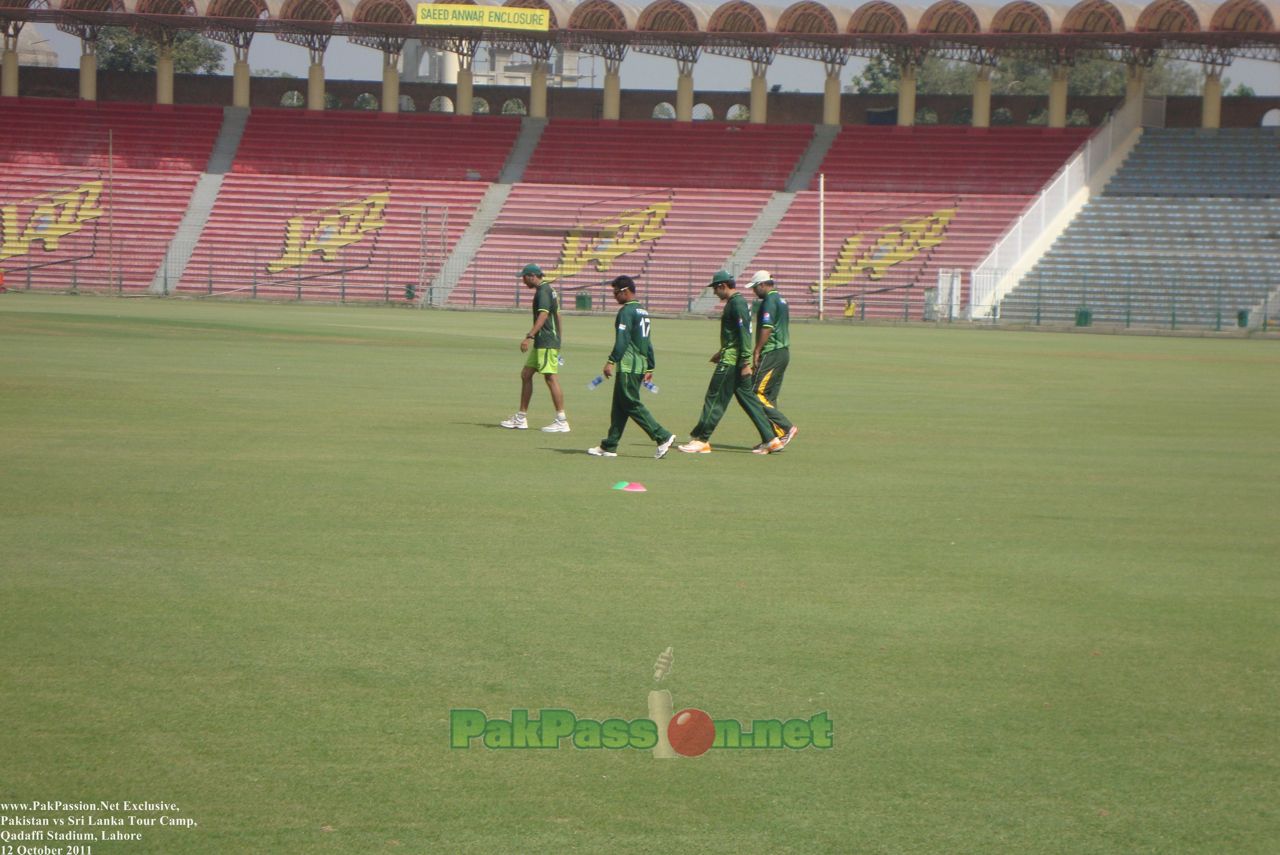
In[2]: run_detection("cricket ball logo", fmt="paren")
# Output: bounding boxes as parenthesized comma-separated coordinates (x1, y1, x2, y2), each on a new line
(649, 646, 713, 758)
(648, 646, 833, 758)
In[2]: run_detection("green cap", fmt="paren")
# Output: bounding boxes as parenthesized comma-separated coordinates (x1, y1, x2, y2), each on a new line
(708, 269, 735, 287)
(520, 263, 543, 278)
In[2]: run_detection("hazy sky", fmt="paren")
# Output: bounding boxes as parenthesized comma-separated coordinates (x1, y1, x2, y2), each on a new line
(29, 23, 1280, 97)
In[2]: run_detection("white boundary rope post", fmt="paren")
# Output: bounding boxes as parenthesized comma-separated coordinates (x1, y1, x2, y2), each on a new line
(818, 172, 825, 320)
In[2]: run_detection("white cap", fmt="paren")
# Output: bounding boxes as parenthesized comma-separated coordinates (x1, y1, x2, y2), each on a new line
(748, 270, 774, 287)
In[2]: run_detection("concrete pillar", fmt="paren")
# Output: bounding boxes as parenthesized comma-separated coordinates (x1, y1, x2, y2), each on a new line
(822, 67, 842, 126)
(602, 58, 621, 120)
(382, 51, 400, 114)
(749, 62, 767, 124)
(1125, 64, 1146, 106)
(456, 65, 473, 115)
(156, 46, 174, 105)
(307, 61, 325, 110)
(675, 60, 694, 122)
(1048, 64, 1069, 128)
(232, 53, 250, 108)
(530, 60, 548, 119)
(972, 66, 991, 128)
(897, 63, 917, 127)
(1, 31, 18, 98)
(1202, 70, 1222, 129)
(79, 49, 98, 101)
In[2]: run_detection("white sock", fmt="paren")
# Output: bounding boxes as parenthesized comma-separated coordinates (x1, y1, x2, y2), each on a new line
(556, 411, 566, 421)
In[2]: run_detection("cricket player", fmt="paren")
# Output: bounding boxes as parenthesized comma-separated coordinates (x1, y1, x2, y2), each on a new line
(588, 276, 677, 459)
(500, 263, 570, 432)
(749, 270, 798, 448)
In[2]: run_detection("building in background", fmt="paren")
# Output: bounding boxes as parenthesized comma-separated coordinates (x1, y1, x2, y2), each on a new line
(16, 24, 58, 68)
(401, 42, 588, 88)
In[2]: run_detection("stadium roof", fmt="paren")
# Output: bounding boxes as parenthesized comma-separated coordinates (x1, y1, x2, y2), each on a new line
(1, 1, 1277, 64)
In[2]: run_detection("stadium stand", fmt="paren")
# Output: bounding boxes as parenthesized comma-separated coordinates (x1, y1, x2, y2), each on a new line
(748, 192, 1032, 319)
(455, 182, 773, 313)
(175, 176, 490, 301)
(231, 109, 521, 182)
(811, 126, 1093, 195)
(1103, 128, 1280, 197)
(0, 99, 221, 291)
(0, 103, 1098, 313)
(521, 120, 815, 190)
(999, 128, 1280, 327)
(454, 126, 1094, 315)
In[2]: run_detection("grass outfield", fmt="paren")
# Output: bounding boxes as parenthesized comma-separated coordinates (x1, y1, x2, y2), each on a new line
(1, 293, 1276, 853)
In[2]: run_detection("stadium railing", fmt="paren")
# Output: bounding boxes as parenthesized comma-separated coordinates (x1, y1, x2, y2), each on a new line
(968, 96, 1143, 319)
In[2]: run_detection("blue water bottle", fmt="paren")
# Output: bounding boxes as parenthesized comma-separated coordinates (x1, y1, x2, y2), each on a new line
(587, 375, 605, 390)
(642, 380, 660, 394)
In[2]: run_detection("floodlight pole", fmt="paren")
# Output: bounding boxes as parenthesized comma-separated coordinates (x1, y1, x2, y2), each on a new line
(818, 172, 825, 320)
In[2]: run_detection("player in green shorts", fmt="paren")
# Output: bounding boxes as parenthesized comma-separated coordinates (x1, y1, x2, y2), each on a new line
(749, 270, 798, 449)
(501, 263, 570, 433)
(678, 270, 779, 455)
(587, 276, 677, 459)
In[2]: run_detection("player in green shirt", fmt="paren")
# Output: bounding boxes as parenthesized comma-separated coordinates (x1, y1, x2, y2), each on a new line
(501, 263, 570, 433)
(678, 270, 780, 455)
(749, 270, 798, 449)
(587, 276, 677, 459)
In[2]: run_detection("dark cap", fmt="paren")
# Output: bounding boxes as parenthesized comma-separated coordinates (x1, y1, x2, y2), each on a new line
(611, 275, 636, 292)
(519, 263, 543, 278)
(708, 269, 735, 287)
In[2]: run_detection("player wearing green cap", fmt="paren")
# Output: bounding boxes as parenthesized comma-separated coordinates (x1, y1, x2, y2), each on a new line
(501, 263, 570, 432)
(749, 270, 797, 448)
(587, 276, 677, 459)
(678, 270, 780, 455)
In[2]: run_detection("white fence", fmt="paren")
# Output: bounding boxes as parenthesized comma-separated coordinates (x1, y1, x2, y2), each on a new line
(968, 96, 1144, 319)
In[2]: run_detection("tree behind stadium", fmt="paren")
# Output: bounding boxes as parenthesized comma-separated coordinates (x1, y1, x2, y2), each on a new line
(96, 27, 224, 75)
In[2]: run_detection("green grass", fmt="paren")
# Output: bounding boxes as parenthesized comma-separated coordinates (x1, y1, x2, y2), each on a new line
(1, 293, 1277, 853)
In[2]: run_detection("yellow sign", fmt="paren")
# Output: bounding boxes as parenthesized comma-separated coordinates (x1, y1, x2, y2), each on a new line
(267, 192, 389, 274)
(545, 202, 671, 282)
(417, 4, 551, 32)
(812, 208, 955, 291)
(0, 181, 104, 260)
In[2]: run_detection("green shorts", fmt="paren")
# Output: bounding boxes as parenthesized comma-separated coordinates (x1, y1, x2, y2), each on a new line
(524, 347, 560, 374)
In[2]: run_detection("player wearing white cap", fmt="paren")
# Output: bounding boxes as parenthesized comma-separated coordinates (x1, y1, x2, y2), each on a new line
(748, 270, 798, 449)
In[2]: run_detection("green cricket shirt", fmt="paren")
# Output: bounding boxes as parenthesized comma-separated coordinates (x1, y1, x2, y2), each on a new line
(532, 283, 561, 349)
(608, 301, 656, 374)
(720, 292, 753, 365)
(755, 289, 790, 353)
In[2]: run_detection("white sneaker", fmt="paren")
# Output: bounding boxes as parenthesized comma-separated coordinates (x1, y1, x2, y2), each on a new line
(541, 419, 571, 433)
(752, 438, 784, 455)
(587, 446, 617, 457)
(678, 439, 712, 454)
(500, 414, 528, 430)
(655, 434, 677, 459)
(779, 425, 799, 448)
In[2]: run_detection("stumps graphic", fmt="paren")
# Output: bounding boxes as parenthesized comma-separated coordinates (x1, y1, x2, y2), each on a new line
(648, 646, 676, 759)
